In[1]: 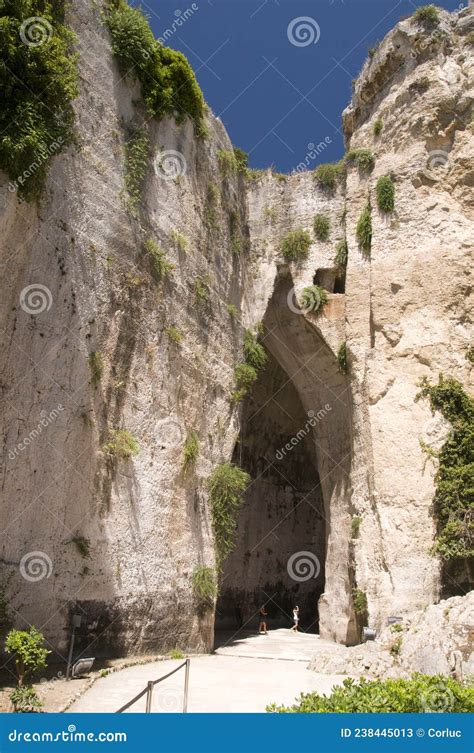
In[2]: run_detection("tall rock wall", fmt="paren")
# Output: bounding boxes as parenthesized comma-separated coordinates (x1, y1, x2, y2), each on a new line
(0, 2, 472, 656)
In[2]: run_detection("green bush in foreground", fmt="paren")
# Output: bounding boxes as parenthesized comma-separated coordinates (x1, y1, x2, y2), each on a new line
(300, 285, 328, 314)
(267, 674, 474, 713)
(335, 239, 348, 270)
(281, 229, 312, 262)
(243, 329, 267, 371)
(206, 463, 250, 566)
(5, 627, 50, 687)
(0, 0, 78, 200)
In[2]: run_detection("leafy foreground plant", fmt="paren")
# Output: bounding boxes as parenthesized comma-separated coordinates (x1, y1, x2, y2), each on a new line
(0, 1, 78, 201)
(5, 627, 50, 712)
(335, 239, 348, 270)
(105, 0, 205, 127)
(416, 375, 474, 561)
(281, 229, 312, 263)
(206, 463, 250, 566)
(267, 674, 474, 713)
(243, 329, 267, 371)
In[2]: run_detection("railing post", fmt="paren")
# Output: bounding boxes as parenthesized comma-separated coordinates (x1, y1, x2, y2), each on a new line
(145, 681, 154, 713)
(183, 659, 190, 713)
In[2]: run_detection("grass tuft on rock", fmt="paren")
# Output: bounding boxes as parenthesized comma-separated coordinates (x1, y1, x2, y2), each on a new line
(281, 229, 312, 263)
(356, 200, 372, 257)
(376, 175, 395, 213)
(313, 214, 331, 242)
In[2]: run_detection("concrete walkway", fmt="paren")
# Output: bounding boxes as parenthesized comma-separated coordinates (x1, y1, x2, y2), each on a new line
(69, 630, 348, 713)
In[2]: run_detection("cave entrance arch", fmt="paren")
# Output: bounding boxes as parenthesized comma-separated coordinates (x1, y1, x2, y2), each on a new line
(215, 270, 358, 645)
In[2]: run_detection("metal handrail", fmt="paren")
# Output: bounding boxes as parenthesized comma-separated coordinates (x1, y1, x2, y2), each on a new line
(116, 659, 190, 713)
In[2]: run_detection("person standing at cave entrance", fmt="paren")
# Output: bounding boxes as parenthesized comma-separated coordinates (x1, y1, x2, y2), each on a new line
(258, 605, 268, 634)
(291, 606, 300, 632)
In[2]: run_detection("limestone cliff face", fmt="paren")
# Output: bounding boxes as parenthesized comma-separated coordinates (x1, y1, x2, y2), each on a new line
(0, 2, 472, 656)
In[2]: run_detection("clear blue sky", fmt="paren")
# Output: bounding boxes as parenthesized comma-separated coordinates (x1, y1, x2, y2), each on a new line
(132, 0, 462, 171)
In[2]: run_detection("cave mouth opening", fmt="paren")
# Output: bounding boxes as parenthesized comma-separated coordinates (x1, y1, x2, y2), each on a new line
(215, 272, 356, 646)
(215, 347, 326, 636)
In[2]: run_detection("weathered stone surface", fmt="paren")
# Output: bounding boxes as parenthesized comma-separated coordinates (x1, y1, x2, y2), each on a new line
(308, 592, 474, 680)
(0, 2, 472, 657)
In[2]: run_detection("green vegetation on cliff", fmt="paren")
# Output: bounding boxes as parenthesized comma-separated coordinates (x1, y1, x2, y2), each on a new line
(416, 375, 474, 562)
(105, 0, 205, 127)
(206, 463, 250, 566)
(0, 0, 78, 200)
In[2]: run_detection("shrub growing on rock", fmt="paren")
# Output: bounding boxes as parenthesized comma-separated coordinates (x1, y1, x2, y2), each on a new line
(300, 285, 328, 314)
(192, 565, 217, 604)
(144, 238, 174, 282)
(373, 119, 383, 136)
(88, 352, 104, 387)
(124, 128, 149, 216)
(105, 0, 205, 127)
(412, 5, 440, 26)
(335, 239, 348, 270)
(313, 214, 331, 242)
(0, 1, 78, 201)
(356, 200, 372, 257)
(376, 175, 395, 213)
(267, 674, 474, 713)
(416, 375, 474, 561)
(206, 463, 250, 565)
(345, 148, 375, 172)
(243, 329, 267, 371)
(102, 429, 140, 459)
(337, 342, 348, 375)
(183, 430, 199, 471)
(281, 229, 312, 262)
(313, 161, 344, 192)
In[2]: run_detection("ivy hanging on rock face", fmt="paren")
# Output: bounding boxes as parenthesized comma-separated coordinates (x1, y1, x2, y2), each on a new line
(104, 0, 205, 129)
(416, 374, 474, 563)
(0, 0, 78, 201)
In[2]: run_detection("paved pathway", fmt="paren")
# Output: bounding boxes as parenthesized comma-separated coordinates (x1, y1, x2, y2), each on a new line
(69, 630, 348, 713)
